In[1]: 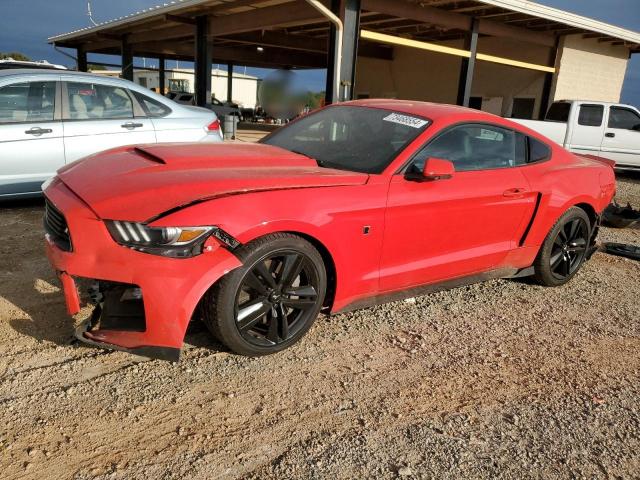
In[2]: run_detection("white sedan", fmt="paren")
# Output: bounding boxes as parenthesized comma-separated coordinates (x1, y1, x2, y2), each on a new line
(0, 69, 222, 199)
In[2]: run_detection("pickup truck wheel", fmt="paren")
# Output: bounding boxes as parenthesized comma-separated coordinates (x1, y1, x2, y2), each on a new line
(202, 233, 326, 356)
(533, 207, 591, 287)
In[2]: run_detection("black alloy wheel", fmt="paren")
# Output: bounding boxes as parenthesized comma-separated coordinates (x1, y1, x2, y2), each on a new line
(549, 217, 589, 280)
(533, 207, 591, 287)
(235, 250, 320, 347)
(202, 233, 327, 356)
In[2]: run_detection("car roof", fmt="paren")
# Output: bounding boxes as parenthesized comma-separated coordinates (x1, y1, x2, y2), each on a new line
(341, 99, 491, 122)
(0, 69, 134, 84)
(0, 68, 77, 77)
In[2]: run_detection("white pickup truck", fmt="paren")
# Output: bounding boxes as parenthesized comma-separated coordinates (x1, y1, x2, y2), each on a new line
(512, 100, 640, 168)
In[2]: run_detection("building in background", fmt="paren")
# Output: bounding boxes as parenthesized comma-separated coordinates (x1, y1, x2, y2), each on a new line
(51, 0, 640, 120)
(92, 67, 259, 108)
(355, 31, 632, 118)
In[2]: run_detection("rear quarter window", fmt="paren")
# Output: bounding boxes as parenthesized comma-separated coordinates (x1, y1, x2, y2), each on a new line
(528, 137, 551, 163)
(132, 91, 172, 118)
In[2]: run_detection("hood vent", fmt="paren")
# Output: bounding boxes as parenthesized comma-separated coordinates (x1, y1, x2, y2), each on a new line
(134, 146, 166, 164)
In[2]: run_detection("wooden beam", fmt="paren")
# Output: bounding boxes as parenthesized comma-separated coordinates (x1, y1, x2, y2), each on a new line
(210, 0, 284, 15)
(129, 25, 194, 44)
(219, 31, 327, 53)
(362, 0, 556, 47)
(96, 32, 124, 41)
(132, 41, 328, 69)
(82, 39, 122, 51)
(209, 2, 324, 36)
(165, 14, 196, 25)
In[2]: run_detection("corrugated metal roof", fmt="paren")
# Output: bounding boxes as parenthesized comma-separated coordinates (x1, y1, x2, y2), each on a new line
(478, 0, 640, 44)
(49, 0, 218, 42)
(48, 0, 640, 45)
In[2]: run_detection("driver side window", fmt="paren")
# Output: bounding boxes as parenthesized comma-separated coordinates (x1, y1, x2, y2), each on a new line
(410, 124, 525, 173)
(608, 107, 640, 130)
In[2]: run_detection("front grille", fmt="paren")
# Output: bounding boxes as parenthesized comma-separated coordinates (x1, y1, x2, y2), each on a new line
(44, 198, 72, 251)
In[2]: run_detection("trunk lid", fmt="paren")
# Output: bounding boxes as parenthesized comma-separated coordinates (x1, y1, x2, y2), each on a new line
(57, 143, 369, 222)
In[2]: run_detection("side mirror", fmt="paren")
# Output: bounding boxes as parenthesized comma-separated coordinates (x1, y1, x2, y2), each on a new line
(422, 157, 455, 181)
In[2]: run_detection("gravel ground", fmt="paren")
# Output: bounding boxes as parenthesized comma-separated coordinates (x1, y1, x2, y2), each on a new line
(0, 172, 638, 480)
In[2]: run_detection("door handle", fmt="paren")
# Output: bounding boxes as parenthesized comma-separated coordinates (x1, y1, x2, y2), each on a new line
(503, 188, 527, 198)
(605, 132, 615, 138)
(121, 122, 144, 129)
(25, 127, 53, 136)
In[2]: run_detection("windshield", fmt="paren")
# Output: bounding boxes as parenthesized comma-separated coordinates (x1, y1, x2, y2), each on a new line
(260, 105, 430, 173)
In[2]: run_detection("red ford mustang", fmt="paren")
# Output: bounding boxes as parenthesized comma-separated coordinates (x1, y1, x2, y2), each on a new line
(43, 100, 616, 361)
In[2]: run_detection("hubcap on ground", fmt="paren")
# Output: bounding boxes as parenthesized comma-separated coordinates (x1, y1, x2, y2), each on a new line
(550, 218, 588, 280)
(235, 251, 320, 347)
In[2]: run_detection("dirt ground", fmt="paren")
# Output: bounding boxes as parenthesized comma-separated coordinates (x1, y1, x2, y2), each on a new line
(1, 172, 639, 480)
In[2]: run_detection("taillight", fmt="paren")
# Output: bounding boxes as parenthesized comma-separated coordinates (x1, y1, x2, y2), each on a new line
(206, 119, 220, 132)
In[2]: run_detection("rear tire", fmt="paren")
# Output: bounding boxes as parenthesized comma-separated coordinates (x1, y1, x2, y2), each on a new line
(533, 207, 591, 287)
(202, 233, 326, 356)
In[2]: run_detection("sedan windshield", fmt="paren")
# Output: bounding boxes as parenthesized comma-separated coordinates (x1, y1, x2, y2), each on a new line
(261, 105, 430, 174)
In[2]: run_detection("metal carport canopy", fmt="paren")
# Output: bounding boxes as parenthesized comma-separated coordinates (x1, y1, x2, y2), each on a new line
(47, 0, 640, 107)
(49, 0, 640, 63)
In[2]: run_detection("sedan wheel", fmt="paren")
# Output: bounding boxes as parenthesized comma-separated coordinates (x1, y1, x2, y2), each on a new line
(202, 233, 326, 356)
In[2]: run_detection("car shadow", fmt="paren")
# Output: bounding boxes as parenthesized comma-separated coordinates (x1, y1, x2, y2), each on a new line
(616, 169, 640, 184)
(0, 196, 45, 209)
(1, 197, 228, 355)
(0, 199, 74, 348)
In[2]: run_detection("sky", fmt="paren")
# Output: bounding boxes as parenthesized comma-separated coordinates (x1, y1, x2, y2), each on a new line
(1, 0, 639, 104)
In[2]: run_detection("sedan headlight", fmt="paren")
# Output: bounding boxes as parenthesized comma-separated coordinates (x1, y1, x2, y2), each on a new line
(105, 221, 213, 258)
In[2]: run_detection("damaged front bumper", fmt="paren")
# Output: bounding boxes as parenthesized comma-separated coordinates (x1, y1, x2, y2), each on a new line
(72, 281, 182, 361)
(44, 180, 242, 362)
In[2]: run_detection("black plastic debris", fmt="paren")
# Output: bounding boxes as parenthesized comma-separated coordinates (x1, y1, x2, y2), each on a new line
(602, 201, 640, 229)
(602, 243, 640, 261)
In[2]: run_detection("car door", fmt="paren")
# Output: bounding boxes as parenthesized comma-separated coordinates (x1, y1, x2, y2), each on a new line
(600, 105, 640, 167)
(380, 123, 537, 292)
(566, 103, 606, 156)
(0, 77, 65, 197)
(62, 80, 156, 163)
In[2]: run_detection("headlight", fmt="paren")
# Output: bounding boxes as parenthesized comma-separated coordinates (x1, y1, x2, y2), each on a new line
(105, 221, 213, 258)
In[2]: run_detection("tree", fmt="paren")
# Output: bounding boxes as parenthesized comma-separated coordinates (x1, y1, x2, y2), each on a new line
(88, 63, 107, 70)
(0, 52, 31, 61)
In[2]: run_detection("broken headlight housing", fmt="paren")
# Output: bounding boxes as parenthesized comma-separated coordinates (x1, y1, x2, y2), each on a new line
(105, 221, 213, 258)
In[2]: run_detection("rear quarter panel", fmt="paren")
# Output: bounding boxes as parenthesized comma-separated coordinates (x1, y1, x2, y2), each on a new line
(520, 147, 614, 248)
(151, 179, 390, 311)
(151, 117, 220, 143)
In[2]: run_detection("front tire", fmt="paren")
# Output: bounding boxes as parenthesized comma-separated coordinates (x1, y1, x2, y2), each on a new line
(202, 233, 327, 356)
(533, 207, 591, 287)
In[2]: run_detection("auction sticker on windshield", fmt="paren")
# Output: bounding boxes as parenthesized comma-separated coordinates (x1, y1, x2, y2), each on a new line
(383, 113, 429, 129)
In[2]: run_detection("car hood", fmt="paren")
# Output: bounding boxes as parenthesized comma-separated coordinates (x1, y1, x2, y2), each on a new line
(57, 143, 369, 222)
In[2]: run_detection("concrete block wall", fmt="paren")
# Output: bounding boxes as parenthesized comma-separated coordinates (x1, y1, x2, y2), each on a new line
(551, 34, 629, 103)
